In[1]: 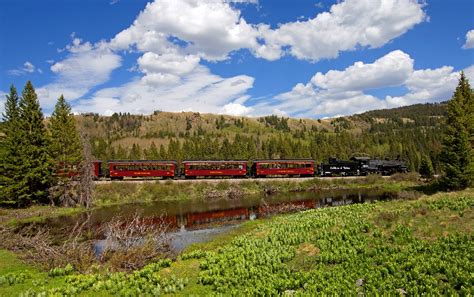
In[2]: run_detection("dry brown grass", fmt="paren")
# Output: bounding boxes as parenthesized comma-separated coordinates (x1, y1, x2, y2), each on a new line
(296, 243, 320, 257)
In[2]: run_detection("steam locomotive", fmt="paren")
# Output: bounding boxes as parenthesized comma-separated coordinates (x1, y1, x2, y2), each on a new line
(88, 157, 407, 180)
(318, 157, 408, 177)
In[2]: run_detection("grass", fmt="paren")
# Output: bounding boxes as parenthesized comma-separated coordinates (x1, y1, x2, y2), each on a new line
(93, 173, 420, 206)
(1, 188, 471, 295)
(0, 205, 85, 228)
(0, 250, 70, 297)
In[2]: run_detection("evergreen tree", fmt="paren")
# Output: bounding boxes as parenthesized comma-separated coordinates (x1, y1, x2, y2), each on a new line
(49, 95, 82, 174)
(16, 81, 52, 205)
(440, 73, 474, 190)
(146, 141, 160, 159)
(159, 144, 167, 160)
(116, 145, 127, 159)
(419, 156, 434, 179)
(1, 85, 22, 205)
(48, 95, 83, 206)
(128, 143, 142, 159)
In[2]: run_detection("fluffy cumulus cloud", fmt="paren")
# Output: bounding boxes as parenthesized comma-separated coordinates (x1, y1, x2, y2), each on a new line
(311, 50, 413, 91)
(221, 102, 254, 116)
(463, 29, 474, 49)
(254, 50, 472, 118)
(109, 0, 425, 62)
(72, 66, 254, 115)
(137, 52, 201, 86)
(37, 39, 122, 110)
(109, 0, 260, 61)
(256, 0, 426, 61)
(386, 66, 460, 106)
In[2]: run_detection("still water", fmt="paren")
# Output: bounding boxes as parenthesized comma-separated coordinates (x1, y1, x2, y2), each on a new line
(41, 188, 413, 252)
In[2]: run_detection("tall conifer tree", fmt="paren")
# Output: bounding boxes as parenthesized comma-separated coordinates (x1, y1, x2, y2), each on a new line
(49, 95, 82, 171)
(1, 85, 22, 205)
(48, 95, 83, 205)
(16, 81, 52, 205)
(440, 73, 473, 189)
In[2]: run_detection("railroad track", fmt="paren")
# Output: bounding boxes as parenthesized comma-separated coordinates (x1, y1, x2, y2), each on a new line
(94, 175, 389, 184)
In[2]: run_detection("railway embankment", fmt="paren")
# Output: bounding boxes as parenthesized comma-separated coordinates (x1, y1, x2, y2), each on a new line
(93, 173, 419, 207)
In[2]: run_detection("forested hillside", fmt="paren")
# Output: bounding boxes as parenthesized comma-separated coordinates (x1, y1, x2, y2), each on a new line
(77, 102, 446, 173)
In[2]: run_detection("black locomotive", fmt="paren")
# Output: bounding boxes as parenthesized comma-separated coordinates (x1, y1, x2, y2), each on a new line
(319, 157, 407, 177)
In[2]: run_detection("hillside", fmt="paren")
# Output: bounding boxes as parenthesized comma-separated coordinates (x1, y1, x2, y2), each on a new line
(75, 102, 446, 172)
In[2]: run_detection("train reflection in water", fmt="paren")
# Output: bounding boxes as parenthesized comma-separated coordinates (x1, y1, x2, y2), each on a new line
(139, 191, 399, 230)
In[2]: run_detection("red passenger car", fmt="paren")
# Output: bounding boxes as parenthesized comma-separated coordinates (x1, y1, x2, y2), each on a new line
(108, 160, 178, 180)
(252, 159, 315, 177)
(183, 160, 247, 178)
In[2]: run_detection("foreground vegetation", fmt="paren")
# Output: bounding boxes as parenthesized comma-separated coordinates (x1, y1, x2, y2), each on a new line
(1, 189, 472, 296)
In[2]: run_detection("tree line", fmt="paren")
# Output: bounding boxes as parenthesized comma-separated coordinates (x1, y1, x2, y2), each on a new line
(91, 119, 443, 173)
(0, 82, 90, 207)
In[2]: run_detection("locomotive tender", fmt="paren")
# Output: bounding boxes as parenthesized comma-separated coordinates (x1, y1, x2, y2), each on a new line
(88, 157, 407, 180)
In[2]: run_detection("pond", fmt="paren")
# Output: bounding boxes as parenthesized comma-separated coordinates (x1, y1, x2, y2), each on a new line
(40, 188, 416, 253)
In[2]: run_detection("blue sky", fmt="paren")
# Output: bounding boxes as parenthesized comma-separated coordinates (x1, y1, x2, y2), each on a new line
(1, 0, 473, 118)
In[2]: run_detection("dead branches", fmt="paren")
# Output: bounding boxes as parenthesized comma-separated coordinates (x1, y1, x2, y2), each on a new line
(102, 212, 170, 251)
(100, 212, 172, 270)
(0, 212, 173, 272)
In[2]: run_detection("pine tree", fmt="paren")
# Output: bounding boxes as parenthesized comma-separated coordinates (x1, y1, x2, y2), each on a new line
(116, 145, 127, 159)
(128, 143, 142, 159)
(48, 95, 83, 205)
(1, 85, 22, 205)
(440, 73, 474, 190)
(146, 141, 159, 159)
(159, 144, 167, 160)
(16, 81, 52, 205)
(49, 95, 82, 174)
(419, 156, 434, 179)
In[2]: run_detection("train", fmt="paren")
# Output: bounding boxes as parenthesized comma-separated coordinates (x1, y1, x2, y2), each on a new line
(87, 157, 407, 180)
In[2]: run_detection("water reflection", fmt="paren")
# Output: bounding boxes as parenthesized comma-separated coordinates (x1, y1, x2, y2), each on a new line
(42, 189, 406, 234)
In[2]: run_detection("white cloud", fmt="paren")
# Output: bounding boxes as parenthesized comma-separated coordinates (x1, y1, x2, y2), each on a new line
(0, 91, 6, 116)
(311, 50, 413, 91)
(141, 73, 181, 86)
(386, 66, 460, 106)
(38, 39, 122, 110)
(464, 65, 474, 82)
(72, 66, 254, 115)
(221, 102, 253, 116)
(7, 61, 37, 76)
(254, 50, 472, 118)
(23, 62, 35, 73)
(257, 0, 426, 61)
(138, 52, 200, 76)
(110, 0, 260, 61)
(109, 0, 425, 62)
(462, 29, 474, 49)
